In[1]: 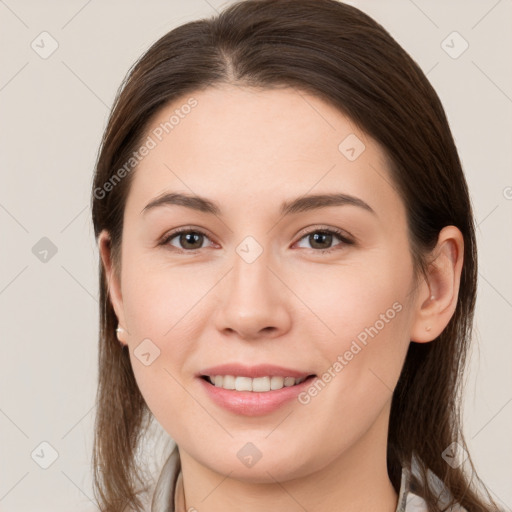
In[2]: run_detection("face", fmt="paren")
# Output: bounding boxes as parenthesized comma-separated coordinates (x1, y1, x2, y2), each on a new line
(100, 85, 426, 483)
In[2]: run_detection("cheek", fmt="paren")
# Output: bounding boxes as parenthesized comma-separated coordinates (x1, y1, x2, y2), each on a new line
(121, 275, 197, 442)
(274, 259, 413, 475)
(118, 253, 221, 428)
(120, 251, 208, 341)
(296, 254, 410, 347)
(293, 254, 412, 407)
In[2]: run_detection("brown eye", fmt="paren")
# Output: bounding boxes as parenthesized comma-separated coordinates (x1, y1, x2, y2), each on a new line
(178, 231, 204, 250)
(308, 231, 334, 250)
(295, 228, 354, 252)
(162, 229, 213, 251)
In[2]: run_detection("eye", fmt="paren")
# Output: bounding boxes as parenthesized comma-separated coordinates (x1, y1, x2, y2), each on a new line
(160, 227, 215, 252)
(294, 227, 354, 252)
(159, 226, 354, 253)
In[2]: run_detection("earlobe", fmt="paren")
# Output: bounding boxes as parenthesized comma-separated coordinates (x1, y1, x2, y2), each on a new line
(98, 230, 127, 343)
(410, 226, 464, 343)
(115, 326, 128, 345)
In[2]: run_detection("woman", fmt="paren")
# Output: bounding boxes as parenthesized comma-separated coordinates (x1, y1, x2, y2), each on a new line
(90, 0, 501, 510)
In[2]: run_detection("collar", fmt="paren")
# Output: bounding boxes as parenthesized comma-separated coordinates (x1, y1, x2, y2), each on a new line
(150, 444, 464, 512)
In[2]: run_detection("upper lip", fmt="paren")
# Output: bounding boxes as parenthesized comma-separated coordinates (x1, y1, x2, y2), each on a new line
(198, 363, 315, 379)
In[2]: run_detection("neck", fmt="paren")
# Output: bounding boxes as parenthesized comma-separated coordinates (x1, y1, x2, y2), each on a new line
(177, 404, 398, 512)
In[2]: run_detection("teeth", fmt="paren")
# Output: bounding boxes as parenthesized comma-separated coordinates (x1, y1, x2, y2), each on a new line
(221, 375, 235, 389)
(207, 375, 308, 392)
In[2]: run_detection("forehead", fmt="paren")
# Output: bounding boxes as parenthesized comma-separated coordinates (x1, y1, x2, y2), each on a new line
(125, 85, 404, 224)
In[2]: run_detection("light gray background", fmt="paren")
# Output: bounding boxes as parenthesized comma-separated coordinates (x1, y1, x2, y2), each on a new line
(1, 1, 511, 511)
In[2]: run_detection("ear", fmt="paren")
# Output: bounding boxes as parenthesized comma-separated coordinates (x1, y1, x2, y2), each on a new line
(410, 226, 464, 343)
(98, 229, 128, 345)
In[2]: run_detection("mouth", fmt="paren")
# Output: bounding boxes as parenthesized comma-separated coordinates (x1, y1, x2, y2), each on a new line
(196, 363, 318, 415)
(198, 372, 318, 416)
(200, 374, 317, 392)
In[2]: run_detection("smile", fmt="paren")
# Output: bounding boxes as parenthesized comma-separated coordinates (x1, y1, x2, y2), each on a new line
(202, 375, 311, 392)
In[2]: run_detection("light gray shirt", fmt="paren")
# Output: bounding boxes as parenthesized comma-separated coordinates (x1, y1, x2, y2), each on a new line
(150, 444, 467, 512)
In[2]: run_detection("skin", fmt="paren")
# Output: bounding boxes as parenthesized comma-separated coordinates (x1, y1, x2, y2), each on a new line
(99, 85, 464, 512)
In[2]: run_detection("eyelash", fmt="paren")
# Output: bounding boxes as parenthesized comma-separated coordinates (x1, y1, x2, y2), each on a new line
(159, 226, 355, 254)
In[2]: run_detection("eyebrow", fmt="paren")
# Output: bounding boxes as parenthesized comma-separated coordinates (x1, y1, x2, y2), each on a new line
(140, 191, 376, 217)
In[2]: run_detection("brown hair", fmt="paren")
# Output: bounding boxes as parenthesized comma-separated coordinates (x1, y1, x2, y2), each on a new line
(90, 1, 499, 510)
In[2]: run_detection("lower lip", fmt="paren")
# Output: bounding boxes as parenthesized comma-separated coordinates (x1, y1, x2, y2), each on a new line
(198, 375, 317, 416)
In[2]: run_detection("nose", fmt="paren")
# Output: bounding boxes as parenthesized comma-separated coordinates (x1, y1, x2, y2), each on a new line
(213, 247, 292, 341)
